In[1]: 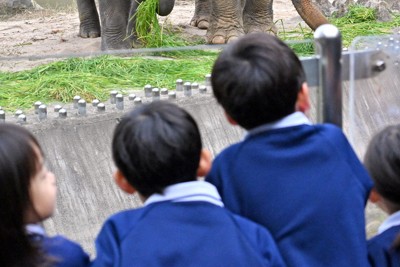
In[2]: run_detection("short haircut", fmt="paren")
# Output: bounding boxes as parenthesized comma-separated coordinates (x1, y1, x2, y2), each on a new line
(112, 101, 202, 197)
(211, 32, 306, 129)
(364, 125, 400, 205)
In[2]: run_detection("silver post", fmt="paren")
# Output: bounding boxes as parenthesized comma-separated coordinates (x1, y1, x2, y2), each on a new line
(168, 91, 176, 100)
(38, 104, 47, 120)
(160, 88, 168, 95)
(199, 85, 207, 94)
(15, 110, 23, 118)
(92, 99, 100, 107)
(116, 94, 124, 110)
(78, 99, 87, 116)
(191, 82, 199, 90)
(110, 90, 118, 104)
(144, 84, 152, 98)
(134, 97, 142, 105)
(97, 103, 106, 112)
(17, 114, 26, 124)
(34, 101, 42, 114)
(205, 74, 212, 91)
(54, 105, 62, 113)
(73, 96, 81, 109)
(184, 82, 192, 97)
(59, 108, 67, 118)
(128, 94, 136, 101)
(314, 24, 342, 128)
(152, 88, 160, 101)
(176, 79, 183, 91)
(0, 110, 5, 122)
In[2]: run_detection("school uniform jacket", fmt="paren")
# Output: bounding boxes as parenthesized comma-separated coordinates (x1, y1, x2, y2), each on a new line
(206, 112, 373, 267)
(368, 212, 400, 267)
(28, 224, 90, 267)
(91, 181, 286, 267)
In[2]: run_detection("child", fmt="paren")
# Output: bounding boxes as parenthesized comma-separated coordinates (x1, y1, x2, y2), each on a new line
(364, 124, 400, 267)
(91, 101, 286, 267)
(206, 32, 373, 267)
(0, 123, 90, 267)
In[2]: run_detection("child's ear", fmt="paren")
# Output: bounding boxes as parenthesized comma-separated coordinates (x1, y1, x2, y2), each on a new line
(369, 188, 381, 203)
(114, 170, 136, 194)
(197, 149, 212, 177)
(295, 83, 311, 113)
(224, 112, 238, 126)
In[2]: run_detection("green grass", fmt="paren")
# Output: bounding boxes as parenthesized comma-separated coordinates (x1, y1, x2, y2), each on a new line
(1, 5, 399, 111)
(0, 54, 217, 110)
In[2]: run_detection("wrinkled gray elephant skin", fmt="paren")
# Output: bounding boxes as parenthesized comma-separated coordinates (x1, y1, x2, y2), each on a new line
(77, 0, 175, 50)
(190, 0, 329, 44)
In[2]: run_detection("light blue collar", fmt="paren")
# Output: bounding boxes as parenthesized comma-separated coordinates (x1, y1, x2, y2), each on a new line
(26, 224, 46, 236)
(144, 181, 224, 207)
(245, 112, 311, 138)
(378, 210, 400, 234)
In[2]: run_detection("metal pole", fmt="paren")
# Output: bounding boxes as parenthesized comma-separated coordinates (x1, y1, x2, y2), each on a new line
(314, 24, 342, 128)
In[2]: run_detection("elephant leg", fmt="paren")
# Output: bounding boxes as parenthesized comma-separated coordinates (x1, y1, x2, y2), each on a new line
(190, 0, 211, 30)
(243, 0, 277, 34)
(207, 0, 245, 44)
(292, 0, 328, 30)
(77, 0, 101, 38)
(99, 0, 132, 50)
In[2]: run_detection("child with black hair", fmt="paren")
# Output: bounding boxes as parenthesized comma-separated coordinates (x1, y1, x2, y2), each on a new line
(0, 123, 89, 267)
(364, 124, 400, 267)
(206, 32, 373, 267)
(91, 101, 286, 267)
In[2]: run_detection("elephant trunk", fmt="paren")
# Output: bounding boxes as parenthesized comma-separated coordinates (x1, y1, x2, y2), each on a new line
(292, 0, 329, 31)
(157, 0, 175, 16)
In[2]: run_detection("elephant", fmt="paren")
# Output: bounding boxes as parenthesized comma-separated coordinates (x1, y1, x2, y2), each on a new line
(77, 0, 175, 50)
(190, 0, 329, 44)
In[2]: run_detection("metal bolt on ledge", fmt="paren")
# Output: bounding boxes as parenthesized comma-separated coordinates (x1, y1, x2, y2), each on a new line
(152, 88, 160, 101)
(78, 99, 87, 116)
(184, 82, 192, 97)
(116, 94, 124, 110)
(110, 91, 118, 104)
(59, 108, 67, 119)
(73, 96, 81, 109)
(176, 79, 183, 91)
(97, 103, 106, 112)
(34, 101, 42, 114)
(92, 99, 100, 107)
(38, 104, 47, 120)
(144, 84, 152, 98)
(17, 114, 27, 124)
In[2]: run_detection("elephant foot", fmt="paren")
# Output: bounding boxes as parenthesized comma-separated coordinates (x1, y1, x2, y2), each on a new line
(206, 28, 244, 44)
(79, 24, 101, 38)
(190, 16, 209, 30)
(246, 24, 278, 35)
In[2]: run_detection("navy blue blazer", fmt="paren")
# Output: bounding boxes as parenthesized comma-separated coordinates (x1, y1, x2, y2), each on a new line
(92, 201, 286, 267)
(368, 225, 400, 267)
(30, 234, 90, 267)
(207, 123, 373, 267)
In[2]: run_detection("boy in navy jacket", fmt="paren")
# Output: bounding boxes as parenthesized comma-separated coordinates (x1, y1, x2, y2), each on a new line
(91, 101, 286, 267)
(206, 32, 373, 267)
(364, 124, 400, 267)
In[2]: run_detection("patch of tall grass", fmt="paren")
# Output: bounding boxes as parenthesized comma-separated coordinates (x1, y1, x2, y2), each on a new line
(0, 55, 216, 110)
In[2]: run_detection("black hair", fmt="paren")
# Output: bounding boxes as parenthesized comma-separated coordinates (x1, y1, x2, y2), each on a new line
(112, 101, 202, 198)
(211, 32, 306, 130)
(364, 124, 400, 250)
(0, 123, 46, 266)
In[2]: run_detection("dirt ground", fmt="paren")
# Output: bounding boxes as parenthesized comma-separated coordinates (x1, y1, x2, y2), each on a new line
(0, 0, 305, 71)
